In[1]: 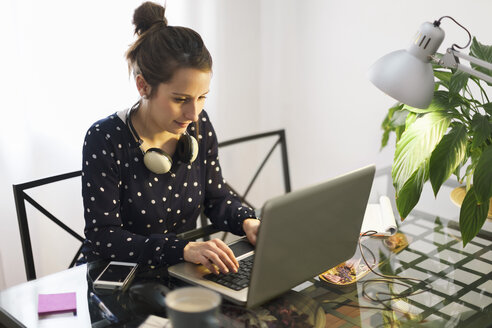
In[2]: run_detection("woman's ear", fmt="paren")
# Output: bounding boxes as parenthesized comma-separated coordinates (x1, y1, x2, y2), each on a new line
(136, 74, 151, 98)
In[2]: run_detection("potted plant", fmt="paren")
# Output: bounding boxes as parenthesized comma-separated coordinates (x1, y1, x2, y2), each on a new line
(380, 37, 492, 246)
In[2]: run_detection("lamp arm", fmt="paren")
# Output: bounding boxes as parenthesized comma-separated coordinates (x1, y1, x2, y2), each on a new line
(455, 63, 492, 84)
(434, 48, 492, 84)
(453, 50, 492, 71)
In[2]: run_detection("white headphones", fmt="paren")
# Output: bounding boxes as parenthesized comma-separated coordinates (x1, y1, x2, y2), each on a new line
(126, 102, 199, 174)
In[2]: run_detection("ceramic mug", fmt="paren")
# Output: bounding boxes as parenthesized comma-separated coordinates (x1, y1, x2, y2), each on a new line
(165, 287, 221, 328)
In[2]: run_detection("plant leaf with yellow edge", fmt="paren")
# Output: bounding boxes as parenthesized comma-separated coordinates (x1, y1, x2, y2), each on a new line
(392, 112, 450, 193)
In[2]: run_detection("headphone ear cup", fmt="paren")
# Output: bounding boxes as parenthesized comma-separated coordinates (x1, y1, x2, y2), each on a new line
(177, 135, 199, 163)
(143, 148, 173, 174)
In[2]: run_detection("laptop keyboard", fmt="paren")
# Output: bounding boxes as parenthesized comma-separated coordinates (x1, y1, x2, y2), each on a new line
(204, 256, 254, 291)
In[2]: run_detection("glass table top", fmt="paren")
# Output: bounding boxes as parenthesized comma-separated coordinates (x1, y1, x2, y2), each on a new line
(292, 210, 492, 328)
(1, 210, 491, 327)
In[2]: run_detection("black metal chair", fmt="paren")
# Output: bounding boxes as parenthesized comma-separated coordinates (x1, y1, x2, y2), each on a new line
(13, 171, 84, 281)
(13, 129, 291, 281)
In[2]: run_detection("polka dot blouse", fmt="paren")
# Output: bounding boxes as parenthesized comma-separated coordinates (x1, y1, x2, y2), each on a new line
(80, 109, 257, 267)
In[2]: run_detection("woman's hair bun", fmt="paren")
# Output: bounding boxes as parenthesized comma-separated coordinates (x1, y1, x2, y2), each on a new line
(132, 1, 168, 36)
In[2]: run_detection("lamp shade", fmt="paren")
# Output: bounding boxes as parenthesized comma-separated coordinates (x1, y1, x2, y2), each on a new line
(368, 21, 446, 109)
(368, 49, 435, 109)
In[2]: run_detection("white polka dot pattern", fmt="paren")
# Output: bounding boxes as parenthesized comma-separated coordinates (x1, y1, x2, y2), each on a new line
(81, 110, 257, 267)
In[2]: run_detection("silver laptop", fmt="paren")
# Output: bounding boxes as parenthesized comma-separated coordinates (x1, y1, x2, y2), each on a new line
(168, 165, 375, 308)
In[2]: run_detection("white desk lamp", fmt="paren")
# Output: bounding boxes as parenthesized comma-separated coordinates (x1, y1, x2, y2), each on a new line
(368, 16, 492, 109)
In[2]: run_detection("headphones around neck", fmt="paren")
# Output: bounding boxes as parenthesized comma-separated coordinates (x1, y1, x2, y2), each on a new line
(126, 102, 199, 174)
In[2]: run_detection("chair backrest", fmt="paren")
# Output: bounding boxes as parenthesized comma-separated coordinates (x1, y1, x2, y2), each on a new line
(219, 129, 291, 205)
(13, 171, 84, 281)
(178, 129, 292, 241)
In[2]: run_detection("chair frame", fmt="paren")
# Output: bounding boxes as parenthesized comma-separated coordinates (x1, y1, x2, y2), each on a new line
(13, 129, 291, 281)
(177, 129, 292, 240)
(218, 129, 291, 201)
(13, 171, 84, 281)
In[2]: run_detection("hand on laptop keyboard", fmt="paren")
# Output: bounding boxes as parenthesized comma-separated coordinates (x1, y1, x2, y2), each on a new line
(204, 256, 254, 290)
(183, 238, 239, 274)
(243, 218, 260, 246)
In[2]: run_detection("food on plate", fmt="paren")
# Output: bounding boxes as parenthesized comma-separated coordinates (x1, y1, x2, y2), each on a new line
(319, 258, 371, 285)
(384, 233, 409, 253)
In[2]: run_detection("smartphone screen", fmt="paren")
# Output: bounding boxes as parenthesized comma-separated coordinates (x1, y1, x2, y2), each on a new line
(98, 264, 135, 282)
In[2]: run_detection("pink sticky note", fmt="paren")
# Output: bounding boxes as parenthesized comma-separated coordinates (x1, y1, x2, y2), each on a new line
(38, 292, 77, 316)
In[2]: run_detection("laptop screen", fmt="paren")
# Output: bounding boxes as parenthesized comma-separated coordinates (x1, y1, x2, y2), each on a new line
(246, 165, 375, 308)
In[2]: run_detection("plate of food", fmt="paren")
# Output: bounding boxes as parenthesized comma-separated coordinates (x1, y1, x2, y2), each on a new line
(319, 257, 375, 286)
(383, 232, 410, 253)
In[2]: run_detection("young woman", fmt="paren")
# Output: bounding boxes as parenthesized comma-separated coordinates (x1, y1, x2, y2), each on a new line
(81, 1, 260, 275)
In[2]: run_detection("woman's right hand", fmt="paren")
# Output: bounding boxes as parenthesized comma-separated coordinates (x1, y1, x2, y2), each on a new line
(183, 239, 239, 275)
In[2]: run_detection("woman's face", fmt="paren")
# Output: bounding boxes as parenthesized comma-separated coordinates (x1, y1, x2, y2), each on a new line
(147, 67, 211, 135)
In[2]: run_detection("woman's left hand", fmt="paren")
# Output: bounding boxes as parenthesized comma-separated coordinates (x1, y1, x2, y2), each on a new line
(243, 218, 260, 246)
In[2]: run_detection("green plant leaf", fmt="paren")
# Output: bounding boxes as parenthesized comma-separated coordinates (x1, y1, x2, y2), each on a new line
(395, 125, 405, 143)
(381, 103, 406, 149)
(471, 113, 492, 148)
(449, 70, 470, 95)
(381, 103, 404, 125)
(402, 97, 447, 114)
(402, 104, 430, 114)
(429, 124, 467, 196)
(467, 97, 483, 107)
(392, 111, 451, 193)
(405, 112, 417, 129)
(459, 186, 490, 246)
(433, 90, 467, 112)
(454, 163, 463, 184)
(473, 144, 492, 202)
(396, 163, 427, 219)
(483, 102, 492, 115)
(470, 37, 492, 86)
(381, 130, 390, 149)
(465, 165, 474, 188)
(434, 70, 452, 88)
(389, 108, 408, 128)
(464, 147, 482, 189)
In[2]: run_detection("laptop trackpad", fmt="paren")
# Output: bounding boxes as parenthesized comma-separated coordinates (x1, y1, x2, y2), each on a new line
(229, 238, 255, 257)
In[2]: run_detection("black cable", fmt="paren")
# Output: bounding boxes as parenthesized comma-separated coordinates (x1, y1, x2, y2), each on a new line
(322, 231, 433, 314)
(357, 231, 433, 310)
(434, 16, 472, 50)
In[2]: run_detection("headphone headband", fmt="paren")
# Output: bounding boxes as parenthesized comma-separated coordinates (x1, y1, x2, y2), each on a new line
(124, 101, 199, 174)
(126, 101, 144, 148)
